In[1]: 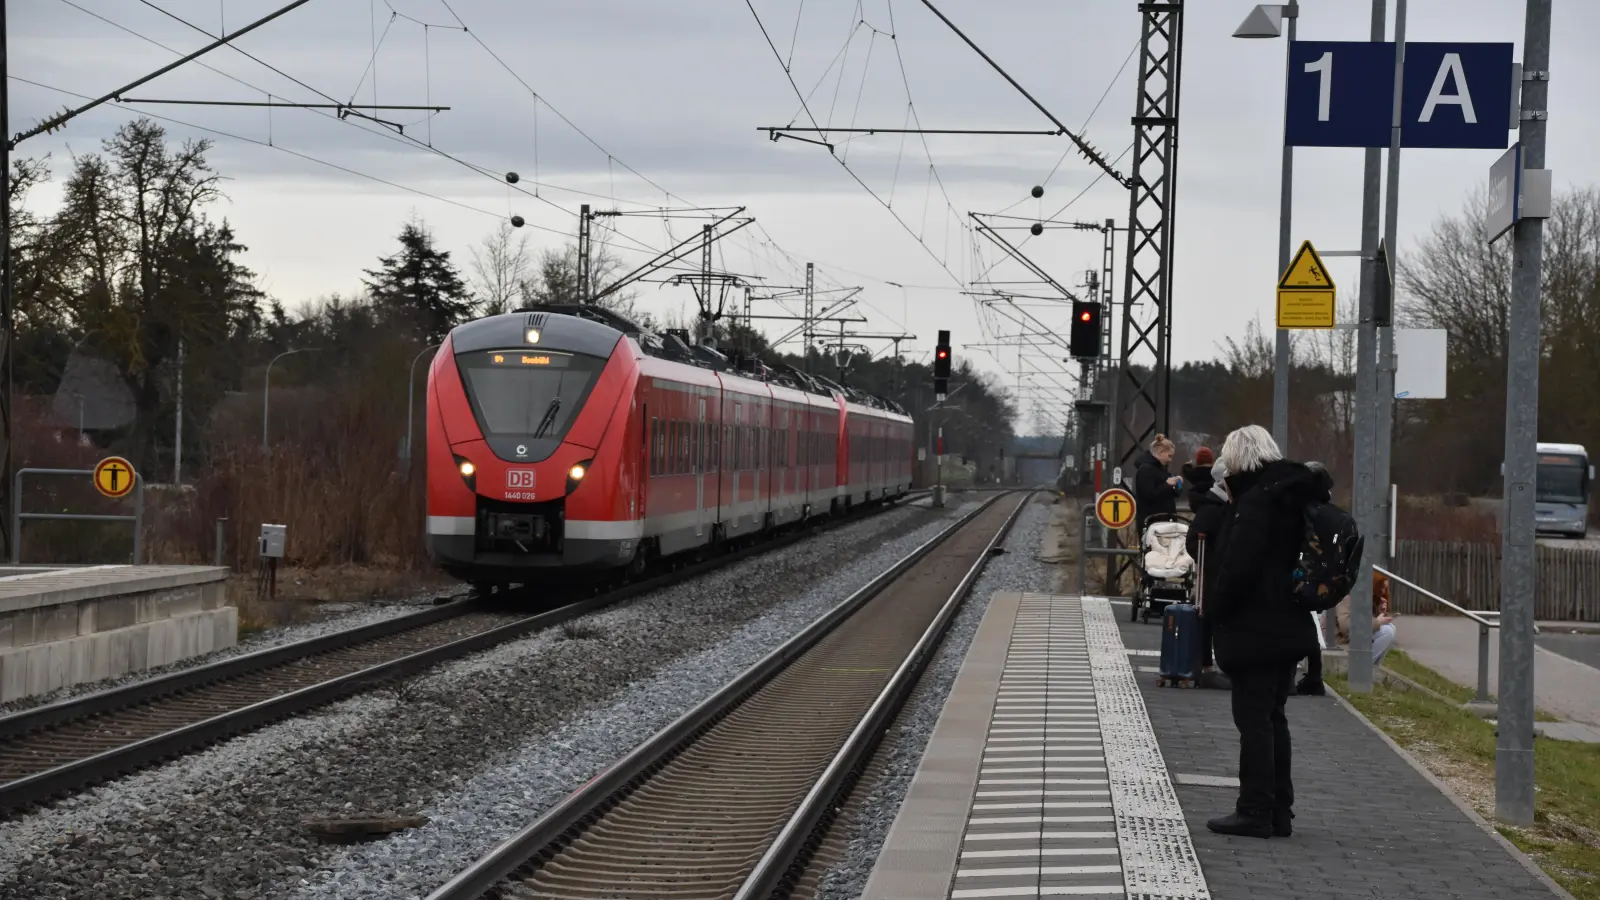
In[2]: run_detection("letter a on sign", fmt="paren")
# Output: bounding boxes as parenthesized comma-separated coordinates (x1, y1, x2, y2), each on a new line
(1419, 53, 1476, 124)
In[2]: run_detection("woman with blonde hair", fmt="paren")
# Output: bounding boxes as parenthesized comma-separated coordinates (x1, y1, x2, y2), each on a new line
(1202, 424, 1321, 839)
(1133, 433, 1182, 535)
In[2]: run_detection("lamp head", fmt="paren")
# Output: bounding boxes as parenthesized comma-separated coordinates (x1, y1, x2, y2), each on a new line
(1232, 4, 1284, 38)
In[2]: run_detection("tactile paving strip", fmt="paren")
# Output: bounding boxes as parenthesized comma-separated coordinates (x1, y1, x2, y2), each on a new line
(1080, 595, 1211, 900)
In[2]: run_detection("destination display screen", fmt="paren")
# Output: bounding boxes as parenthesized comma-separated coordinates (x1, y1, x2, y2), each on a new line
(487, 351, 573, 368)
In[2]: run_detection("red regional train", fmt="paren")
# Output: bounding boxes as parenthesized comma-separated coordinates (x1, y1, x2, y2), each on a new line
(425, 305, 915, 590)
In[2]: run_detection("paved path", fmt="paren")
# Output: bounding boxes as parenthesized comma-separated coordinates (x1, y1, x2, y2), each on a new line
(1536, 632, 1600, 671)
(1117, 607, 1567, 900)
(1396, 615, 1600, 726)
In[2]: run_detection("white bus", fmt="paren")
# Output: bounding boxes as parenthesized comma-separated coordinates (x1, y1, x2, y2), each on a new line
(1535, 442, 1593, 538)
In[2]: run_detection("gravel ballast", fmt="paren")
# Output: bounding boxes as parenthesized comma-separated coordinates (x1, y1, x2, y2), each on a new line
(811, 495, 1057, 900)
(0, 497, 976, 900)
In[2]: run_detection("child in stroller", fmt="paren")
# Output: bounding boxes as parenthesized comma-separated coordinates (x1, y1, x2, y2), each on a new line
(1132, 513, 1194, 623)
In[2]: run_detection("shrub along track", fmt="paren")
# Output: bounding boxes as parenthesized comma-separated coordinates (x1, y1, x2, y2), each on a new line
(0, 492, 931, 819)
(429, 490, 1029, 900)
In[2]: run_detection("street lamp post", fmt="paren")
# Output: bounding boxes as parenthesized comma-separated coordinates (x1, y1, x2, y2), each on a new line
(1235, 2, 1297, 455)
(262, 348, 316, 453)
(405, 343, 442, 463)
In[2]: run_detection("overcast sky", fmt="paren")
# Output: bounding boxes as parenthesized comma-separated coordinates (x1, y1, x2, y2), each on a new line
(11, 0, 1599, 433)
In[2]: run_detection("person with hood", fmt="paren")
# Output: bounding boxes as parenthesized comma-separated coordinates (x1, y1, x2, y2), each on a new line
(1184, 449, 1228, 685)
(1202, 425, 1321, 839)
(1180, 446, 1216, 511)
(1294, 461, 1337, 696)
(1133, 434, 1182, 535)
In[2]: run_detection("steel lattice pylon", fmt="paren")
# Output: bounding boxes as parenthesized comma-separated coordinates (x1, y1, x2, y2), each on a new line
(1116, 0, 1184, 467)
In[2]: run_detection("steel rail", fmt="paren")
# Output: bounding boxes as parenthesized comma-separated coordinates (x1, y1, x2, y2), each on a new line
(0, 491, 930, 816)
(735, 492, 1030, 899)
(427, 490, 1022, 900)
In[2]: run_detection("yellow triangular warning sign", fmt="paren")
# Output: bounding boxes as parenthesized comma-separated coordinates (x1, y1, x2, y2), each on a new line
(1278, 240, 1334, 290)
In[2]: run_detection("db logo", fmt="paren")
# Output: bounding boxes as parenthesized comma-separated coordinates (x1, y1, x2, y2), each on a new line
(506, 469, 536, 489)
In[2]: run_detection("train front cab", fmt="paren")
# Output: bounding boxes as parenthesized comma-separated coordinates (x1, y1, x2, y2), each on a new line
(426, 312, 644, 584)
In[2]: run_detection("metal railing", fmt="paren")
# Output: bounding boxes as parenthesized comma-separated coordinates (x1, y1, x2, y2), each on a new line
(12, 468, 144, 566)
(1078, 503, 1137, 599)
(1372, 564, 1537, 704)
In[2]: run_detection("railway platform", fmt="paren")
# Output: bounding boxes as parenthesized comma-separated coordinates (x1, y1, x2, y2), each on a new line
(861, 591, 1575, 900)
(0, 564, 233, 702)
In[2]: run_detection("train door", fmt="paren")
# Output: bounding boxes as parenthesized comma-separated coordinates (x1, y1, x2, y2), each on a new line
(732, 403, 743, 529)
(695, 396, 706, 538)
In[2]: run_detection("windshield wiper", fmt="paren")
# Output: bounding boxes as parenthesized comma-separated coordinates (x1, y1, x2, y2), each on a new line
(532, 397, 562, 438)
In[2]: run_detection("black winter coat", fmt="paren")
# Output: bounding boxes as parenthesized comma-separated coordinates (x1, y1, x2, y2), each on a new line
(1181, 464, 1215, 512)
(1184, 468, 1227, 580)
(1203, 460, 1321, 672)
(1133, 451, 1179, 531)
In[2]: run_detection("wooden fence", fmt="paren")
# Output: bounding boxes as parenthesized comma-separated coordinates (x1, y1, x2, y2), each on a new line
(1388, 540, 1600, 621)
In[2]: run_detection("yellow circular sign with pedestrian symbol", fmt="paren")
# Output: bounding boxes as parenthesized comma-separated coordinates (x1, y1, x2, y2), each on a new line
(1096, 487, 1136, 530)
(93, 456, 137, 499)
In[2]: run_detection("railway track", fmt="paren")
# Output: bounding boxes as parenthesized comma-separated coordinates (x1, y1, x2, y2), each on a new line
(0, 491, 933, 818)
(428, 490, 1030, 900)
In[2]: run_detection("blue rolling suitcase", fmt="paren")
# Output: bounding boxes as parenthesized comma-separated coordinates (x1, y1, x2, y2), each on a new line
(1157, 536, 1205, 688)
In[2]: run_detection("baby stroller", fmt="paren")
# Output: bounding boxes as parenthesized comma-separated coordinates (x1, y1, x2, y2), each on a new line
(1131, 513, 1195, 623)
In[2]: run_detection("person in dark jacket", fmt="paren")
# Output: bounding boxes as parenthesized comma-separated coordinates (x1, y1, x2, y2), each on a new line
(1294, 461, 1336, 696)
(1203, 425, 1321, 839)
(1133, 434, 1182, 535)
(1184, 450, 1228, 684)
(1181, 446, 1216, 515)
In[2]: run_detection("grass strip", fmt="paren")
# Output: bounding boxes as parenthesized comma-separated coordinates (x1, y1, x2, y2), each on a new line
(1383, 649, 1561, 721)
(1331, 668, 1600, 899)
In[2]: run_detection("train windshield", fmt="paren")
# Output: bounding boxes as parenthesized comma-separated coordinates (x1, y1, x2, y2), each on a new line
(1536, 453, 1588, 504)
(456, 349, 605, 442)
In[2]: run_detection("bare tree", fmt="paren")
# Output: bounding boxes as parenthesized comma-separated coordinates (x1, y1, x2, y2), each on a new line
(520, 239, 645, 323)
(468, 221, 532, 316)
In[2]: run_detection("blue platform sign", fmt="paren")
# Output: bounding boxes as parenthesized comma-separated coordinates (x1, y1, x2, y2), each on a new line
(1400, 42, 1515, 149)
(1286, 41, 1396, 148)
(1284, 40, 1515, 150)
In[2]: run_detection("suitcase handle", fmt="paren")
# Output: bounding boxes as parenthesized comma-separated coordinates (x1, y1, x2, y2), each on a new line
(1196, 534, 1205, 613)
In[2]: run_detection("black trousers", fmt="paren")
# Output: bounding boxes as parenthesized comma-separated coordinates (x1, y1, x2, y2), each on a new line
(1227, 663, 1297, 817)
(1304, 649, 1322, 679)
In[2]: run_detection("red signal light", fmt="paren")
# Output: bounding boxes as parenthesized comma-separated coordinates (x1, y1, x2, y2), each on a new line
(1080, 311, 1092, 322)
(938, 349, 948, 358)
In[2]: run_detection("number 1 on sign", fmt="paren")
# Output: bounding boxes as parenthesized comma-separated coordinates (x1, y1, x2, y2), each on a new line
(1306, 51, 1333, 122)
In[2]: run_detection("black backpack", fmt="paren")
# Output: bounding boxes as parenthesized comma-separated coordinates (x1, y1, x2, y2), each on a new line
(1290, 501, 1364, 612)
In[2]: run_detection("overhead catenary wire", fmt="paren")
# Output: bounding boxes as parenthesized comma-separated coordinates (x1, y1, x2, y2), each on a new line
(87, 0, 655, 213)
(9, 75, 579, 238)
(38, 0, 949, 360)
(80, 0, 689, 265)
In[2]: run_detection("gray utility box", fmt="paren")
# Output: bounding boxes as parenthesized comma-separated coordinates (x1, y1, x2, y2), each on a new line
(259, 524, 287, 559)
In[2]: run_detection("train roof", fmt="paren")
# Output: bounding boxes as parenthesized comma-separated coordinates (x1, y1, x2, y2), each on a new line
(513, 304, 909, 416)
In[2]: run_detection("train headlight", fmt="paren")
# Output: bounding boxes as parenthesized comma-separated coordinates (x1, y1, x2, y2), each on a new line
(525, 328, 541, 344)
(454, 455, 477, 491)
(459, 460, 476, 477)
(566, 459, 593, 494)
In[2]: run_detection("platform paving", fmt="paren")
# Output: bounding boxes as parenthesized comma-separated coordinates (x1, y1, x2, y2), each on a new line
(1117, 604, 1570, 900)
(862, 593, 1205, 900)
